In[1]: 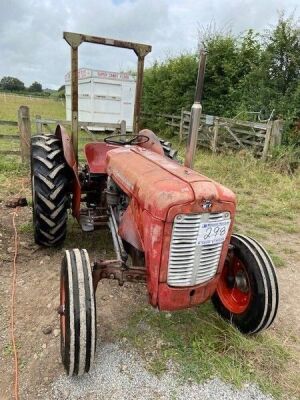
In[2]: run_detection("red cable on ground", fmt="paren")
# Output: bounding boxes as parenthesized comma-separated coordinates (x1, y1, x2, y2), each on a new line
(11, 210, 20, 400)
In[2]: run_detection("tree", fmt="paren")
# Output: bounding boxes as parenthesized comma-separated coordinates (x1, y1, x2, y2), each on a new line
(202, 35, 240, 116)
(141, 13, 300, 144)
(57, 84, 65, 92)
(265, 14, 300, 95)
(28, 81, 42, 92)
(0, 76, 25, 91)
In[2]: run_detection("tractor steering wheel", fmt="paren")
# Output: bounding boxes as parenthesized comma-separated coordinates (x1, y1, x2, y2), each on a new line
(104, 134, 149, 146)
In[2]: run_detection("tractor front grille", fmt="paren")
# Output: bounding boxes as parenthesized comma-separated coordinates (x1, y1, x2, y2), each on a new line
(167, 212, 230, 287)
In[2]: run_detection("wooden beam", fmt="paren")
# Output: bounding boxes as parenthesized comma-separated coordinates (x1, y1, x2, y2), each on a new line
(35, 114, 42, 133)
(0, 120, 18, 126)
(269, 119, 283, 148)
(224, 125, 245, 148)
(261, 121, 273, 161)
(0, 134, 19, 140)
(18, 106, 31, 163)
(0, 150, 21, 155)
(211, 117, 219, 152)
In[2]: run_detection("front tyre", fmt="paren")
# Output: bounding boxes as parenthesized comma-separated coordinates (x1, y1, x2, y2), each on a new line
(60, 249, 96, 376)
(212, 234, 279, 334)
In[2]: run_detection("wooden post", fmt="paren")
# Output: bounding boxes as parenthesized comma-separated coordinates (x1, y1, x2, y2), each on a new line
(269, 119, 283, 148)
(261, 120, 273, 161)
(18, 106, 31, 163)
(179, 108, 184, 143)
(36, 114, 42, 133)
(211, 117, 219, 152)
(120, 120, 126, 135)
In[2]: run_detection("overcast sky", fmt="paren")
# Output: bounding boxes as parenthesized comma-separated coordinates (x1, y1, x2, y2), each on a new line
(0, 0, 299, 89)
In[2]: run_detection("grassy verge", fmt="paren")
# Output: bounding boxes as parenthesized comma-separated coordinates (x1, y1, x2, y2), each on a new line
(122, 303, 298, 399)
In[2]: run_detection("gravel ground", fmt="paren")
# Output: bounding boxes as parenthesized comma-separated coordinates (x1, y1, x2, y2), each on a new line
(50, 343, 274, 400)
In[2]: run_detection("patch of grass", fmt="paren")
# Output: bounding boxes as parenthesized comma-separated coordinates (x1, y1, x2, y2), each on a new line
(123, 303, 296, 399)
(281, 247, 297, 255)
(64, 217, 114, 256)
(0, 93, 65, 135)
(3, 342, 21, 357)
(267, 249, 285, 268)
(19, 222, 33, 234)
(3, 343, 13, 356)
(0, 156, 28, 175)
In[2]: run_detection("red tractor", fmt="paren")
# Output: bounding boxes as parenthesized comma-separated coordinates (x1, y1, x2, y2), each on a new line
(31, 32, 279, 376)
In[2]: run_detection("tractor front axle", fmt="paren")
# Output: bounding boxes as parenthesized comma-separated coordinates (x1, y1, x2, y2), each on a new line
(92, 260, 146, 289)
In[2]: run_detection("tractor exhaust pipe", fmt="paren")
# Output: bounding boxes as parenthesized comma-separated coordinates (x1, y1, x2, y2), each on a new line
(184, 49, 207, 168)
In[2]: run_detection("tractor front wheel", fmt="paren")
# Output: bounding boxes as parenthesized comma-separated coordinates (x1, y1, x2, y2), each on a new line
(212, 234, 279, 334)
(60, 249, 96, 376)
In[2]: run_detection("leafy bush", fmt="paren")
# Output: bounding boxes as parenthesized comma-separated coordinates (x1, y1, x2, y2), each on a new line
(142, 14, 300, 145)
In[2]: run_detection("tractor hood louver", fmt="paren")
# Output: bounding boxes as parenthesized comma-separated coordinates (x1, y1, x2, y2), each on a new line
(167, 212, 231, 287)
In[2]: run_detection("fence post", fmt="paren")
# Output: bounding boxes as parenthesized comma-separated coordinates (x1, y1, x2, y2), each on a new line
(179, 108, 184, 142)
(269, 119, 283, 149)
(261, 120, 273, 161)
(120, 119, 126, 135)
(211, 117, 219, 152)
(36, 114, 42, 133)
(18, 106, 31, 163)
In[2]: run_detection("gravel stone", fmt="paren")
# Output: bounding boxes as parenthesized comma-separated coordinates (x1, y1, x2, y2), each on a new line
(42, 326, 53, 335)
(51, 343, 274, 400)
(53, 329, 60, 337)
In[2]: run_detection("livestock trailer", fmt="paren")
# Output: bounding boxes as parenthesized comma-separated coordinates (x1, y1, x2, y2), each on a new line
(65, 68, 136, 131)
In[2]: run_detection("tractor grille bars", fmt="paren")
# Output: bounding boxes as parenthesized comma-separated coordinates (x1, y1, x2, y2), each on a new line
(167, 212, 230, 287)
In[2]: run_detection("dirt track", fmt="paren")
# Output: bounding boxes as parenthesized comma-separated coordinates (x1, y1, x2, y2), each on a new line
(0, 194, 299, 399)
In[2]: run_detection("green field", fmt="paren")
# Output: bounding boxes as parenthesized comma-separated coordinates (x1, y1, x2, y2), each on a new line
(0, 92, 94, 155)
(0, 94, 299, 399)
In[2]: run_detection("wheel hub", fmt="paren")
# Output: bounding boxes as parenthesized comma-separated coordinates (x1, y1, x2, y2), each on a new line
(235, 270, 249, 293)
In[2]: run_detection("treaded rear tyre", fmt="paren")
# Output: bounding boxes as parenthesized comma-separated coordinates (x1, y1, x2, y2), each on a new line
(159, 138, 178, 160)
(31, 134, 69, 246)
(60, 249, 96, 376)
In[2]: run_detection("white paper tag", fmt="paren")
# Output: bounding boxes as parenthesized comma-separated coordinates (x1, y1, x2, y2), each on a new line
(196, 220, 231, 246)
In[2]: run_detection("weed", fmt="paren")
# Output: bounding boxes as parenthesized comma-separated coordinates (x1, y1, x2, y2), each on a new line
(281, 247, 297, 255)
(3, 344, 13, 356)
(267, 249, 285, 267)
(19, 222, 33, 234)
(3, 341, 21, 357)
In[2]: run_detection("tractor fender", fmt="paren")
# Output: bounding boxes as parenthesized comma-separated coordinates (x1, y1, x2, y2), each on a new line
(55, 125, 81, 219)
(138, 129, 164, 156)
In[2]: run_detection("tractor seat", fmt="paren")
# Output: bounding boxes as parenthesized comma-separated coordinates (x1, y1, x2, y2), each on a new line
(84, 142, 118, 174)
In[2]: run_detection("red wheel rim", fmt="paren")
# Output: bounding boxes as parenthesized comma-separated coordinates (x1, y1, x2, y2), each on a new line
(217, 254, 251, 314)
(60, 275, 66, 343)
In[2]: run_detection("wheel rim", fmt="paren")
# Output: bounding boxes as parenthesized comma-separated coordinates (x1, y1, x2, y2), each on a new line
(217, 254, 251, 314)
(60, 275, 66, 345)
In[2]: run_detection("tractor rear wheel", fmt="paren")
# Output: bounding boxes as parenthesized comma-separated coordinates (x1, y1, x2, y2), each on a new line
(60, 249, 96, 376)
(212, 234, 279, 334)
(31, 134, 69, 246)
(159, 138, 178, 160)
